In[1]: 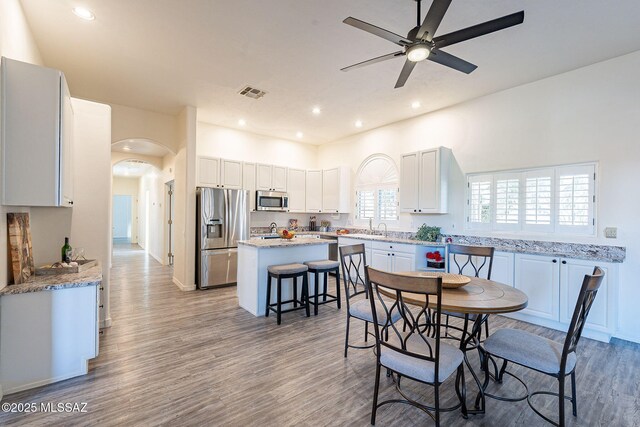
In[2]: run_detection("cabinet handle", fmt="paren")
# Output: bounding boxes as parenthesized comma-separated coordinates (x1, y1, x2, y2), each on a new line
(562, 260, 567, 264)
(387, 253, 390, 256)
(69, 201, 74, 205)
(552, 259, 557, 263)
(414, 209, 417, 212)
(99, 304, 104, 308)
(418, 209, 422, 212)
(392, 253, 395, 256)
(100, 286, 104, 291)
(99, 330, 104, 335)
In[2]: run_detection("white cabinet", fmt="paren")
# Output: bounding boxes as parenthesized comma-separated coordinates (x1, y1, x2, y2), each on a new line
(338, 237, 372, 279)
(559, 259, 615, 334)
(287, 168, 306, 212)
(371, 249, 391, 271)
(256, 164, 287, 192)
(370, 241, 416, 273)
(197, 156, 220, 187)
(490, 251, 515, 286)
(514, 253, 560, 321)
(243, 162, 256, 211)
(197, 157, 243, 189)
(1, 57, 74, 207)
(306, 170, 323, 212)
(400, 147, 450, 214)
(322, 166, 351, 213)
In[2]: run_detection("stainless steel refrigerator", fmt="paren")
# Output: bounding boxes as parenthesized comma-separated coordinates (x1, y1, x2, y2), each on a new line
(196, 187, 250, 289)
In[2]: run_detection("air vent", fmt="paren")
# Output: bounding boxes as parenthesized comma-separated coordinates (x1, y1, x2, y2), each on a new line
(238, 85, 267, 99)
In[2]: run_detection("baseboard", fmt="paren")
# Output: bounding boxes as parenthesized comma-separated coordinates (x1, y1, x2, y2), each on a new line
(501, 312, 612, 343)
(149, 252, 164, 265)
(1, 364, 89, 395)
(172, 276, 196, 291)
(100, 317, 112, 328)
(612, 332, 640, 345)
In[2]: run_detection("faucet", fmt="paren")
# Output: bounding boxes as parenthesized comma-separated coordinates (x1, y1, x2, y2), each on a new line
(269, 222, 277, 234)
(377, 223, 388, 237)
(369, 218, 373, 232)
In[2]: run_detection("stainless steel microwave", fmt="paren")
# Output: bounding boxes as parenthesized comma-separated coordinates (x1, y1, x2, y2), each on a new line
(256, 190, 289, 211)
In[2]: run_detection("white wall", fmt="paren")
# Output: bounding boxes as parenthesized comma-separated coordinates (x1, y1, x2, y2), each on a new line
(319, 50, 640, 343)
(113, 177, 140, 243)
(137, 166, 172, 265)
(110, 103, 179, 153)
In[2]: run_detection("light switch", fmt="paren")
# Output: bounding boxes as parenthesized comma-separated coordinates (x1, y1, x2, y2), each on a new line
(604, 227, 617, 238)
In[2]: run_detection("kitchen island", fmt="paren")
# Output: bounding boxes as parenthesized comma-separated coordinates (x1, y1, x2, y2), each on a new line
(237, 238, 330, 316)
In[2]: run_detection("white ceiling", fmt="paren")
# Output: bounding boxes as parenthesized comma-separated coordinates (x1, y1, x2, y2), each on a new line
(19, 0, 640, 144)
(112, 160, 152, 178)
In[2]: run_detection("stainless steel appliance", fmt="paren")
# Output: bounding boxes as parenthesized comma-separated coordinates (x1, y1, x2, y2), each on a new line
(256, 190, 289, 211)
(196, 187, 250, 289)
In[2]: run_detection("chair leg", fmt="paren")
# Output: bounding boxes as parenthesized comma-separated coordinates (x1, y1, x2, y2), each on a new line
(293, 276, 298, 308)
(434, 377, 440, 427)
(571, 371, 577, 417)
(364, 321, 369, 342)
(344, 315, 351, 358)
(303, 273, 310, 318)
(558, 375, 566, 427)
(371, 362, 381, 425)
(314, 271, 319, 315)
(265, 273, 271, 317)
(484, 317, 490, 340)
(276, 277, 282, 325)
(323, 271, 328, 302)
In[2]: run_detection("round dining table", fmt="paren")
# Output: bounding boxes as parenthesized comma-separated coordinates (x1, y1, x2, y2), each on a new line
(389, 271, 529, 415)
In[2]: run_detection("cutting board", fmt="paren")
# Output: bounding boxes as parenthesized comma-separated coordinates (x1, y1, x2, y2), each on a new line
(7, 213, 35, 284)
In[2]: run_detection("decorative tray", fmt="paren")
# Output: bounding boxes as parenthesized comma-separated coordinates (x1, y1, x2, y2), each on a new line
(418, 272, 471, 288)
(35, 259, 98, 276)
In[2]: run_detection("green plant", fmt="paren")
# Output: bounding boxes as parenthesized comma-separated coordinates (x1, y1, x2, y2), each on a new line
(416, 224, 441, 242)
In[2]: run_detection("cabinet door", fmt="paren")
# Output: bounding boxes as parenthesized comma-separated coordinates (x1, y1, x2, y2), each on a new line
(400, 152, 419, 212)
(60, 77, 74, 206)
(514, 254, 560, 321)
(393, 252, 415, 273)
(198, 157, 220, 187)
(371, 249, 391, 272)
(306, 170, 323, 212)
(256, 164, 273, 190)
(242, 162, 256, 211)
(272, 166, 287, 192)
(287, 168, 306, 212)
(489, 251, 515, 285)
(560, 259, 611, 332)
(220, 159, 243, 189)
(418, 149, 438, 211)
(322, 167, 339, 212)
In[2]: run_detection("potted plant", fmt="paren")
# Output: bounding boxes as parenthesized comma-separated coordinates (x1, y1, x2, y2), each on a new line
(415, 224, 441, 242)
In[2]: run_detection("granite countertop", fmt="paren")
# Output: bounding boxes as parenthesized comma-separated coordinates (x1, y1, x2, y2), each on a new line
(339, 233, 445, 246)
(0, 264, 103, 296)
(239, 237, 331, 248)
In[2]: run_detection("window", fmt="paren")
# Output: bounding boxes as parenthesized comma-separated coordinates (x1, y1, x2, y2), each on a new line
(355, 155, 399, 223)
(466, 163, 596, 235)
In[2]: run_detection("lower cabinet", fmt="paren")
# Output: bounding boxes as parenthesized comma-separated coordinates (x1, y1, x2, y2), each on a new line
(338, 237, 372, 280)
(371, 241, 416, 273)
(514, 254, 560, 321)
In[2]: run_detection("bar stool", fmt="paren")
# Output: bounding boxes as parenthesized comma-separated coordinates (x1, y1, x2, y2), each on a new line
(304, 260, 341, 315)
(265, 263, 310, 325)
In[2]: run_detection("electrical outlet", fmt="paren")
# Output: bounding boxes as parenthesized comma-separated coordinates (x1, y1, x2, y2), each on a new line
(604, 227, 617, 238)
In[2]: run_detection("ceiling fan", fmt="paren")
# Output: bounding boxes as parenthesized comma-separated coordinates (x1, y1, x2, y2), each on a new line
(341, 0, 524, 88)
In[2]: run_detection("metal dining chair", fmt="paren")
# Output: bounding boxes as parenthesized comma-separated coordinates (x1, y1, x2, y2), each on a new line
(479, 267, 605, 426)
(339, 244, 401, 357)
(443, 244, 495, 341)
(365, 266, 467, 426)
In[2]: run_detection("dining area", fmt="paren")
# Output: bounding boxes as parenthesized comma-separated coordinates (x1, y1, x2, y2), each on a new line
(295, 242, 608, 426)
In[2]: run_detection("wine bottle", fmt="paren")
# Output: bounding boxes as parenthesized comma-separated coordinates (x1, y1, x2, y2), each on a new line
(61, 237, 72, 263)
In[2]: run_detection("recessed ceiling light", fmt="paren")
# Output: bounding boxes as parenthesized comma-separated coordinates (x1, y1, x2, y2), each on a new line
(238, 119, 247, 126)
(411, 101, 421, 109)
(123, 171, 130, 176)
(72, 7, 95, 21)
(312, 107, 321, 115)
(123, 146, 131, 151)
(296, 132, 303, 139)
(355, 120, 363, 128)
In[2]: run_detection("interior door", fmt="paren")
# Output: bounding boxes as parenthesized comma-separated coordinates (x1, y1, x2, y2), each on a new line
(112, 195, 132, 239)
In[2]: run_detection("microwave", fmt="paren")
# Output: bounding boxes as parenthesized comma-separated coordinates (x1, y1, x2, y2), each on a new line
(256, 190, 289, 211)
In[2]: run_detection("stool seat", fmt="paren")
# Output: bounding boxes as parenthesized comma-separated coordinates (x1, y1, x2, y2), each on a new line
(304, 260, 340, 270)
(268, 263, 308, 275)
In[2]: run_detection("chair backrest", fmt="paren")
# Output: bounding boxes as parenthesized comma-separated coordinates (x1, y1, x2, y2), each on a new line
(561, 266, 605, 372)
(448, 244, 495, 280)
(365, 266, 445, 384)
(339, 244, 368, 308)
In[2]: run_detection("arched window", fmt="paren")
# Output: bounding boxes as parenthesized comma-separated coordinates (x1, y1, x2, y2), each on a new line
(355, 154, 399, 223)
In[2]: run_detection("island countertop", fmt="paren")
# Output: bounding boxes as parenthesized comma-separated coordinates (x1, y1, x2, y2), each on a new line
(0, 264, 102, 296)
(238, 237, 330, 248)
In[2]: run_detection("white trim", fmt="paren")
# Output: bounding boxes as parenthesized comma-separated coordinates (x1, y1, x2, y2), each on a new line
(173, 276, 196, 291)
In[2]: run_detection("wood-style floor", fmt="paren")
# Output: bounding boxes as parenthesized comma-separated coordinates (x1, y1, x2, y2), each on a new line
(1, 244, 639, 426)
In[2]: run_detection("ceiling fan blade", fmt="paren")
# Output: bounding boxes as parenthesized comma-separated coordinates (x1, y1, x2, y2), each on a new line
(341, 51, 405, 72)
(394, 59, 417, 88)
(427, 49, 477, 74)
(416, 0, 452, 41)
(433, 11, 524, 49)
(343, 17, 411, 46)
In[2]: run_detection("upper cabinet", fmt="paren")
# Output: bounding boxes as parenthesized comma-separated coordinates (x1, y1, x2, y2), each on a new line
(305, 170, 323, 213)
(197, 157, 243, 189)
(256, 164, 287, 192)
(322, 166, 351, 213)
(287, 168, 306, 212)
(1, 57, 74, 207)
(243, 162, 256, 211)
(400, 147, 450, 214)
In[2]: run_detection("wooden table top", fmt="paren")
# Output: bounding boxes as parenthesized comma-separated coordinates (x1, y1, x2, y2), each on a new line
(386, 272, 528, 315)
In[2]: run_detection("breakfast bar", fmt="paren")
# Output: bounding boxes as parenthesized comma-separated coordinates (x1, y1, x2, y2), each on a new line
(236, 238, 330, 316)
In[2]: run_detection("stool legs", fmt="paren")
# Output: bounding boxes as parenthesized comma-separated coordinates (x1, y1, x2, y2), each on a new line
(336, 269, 341, 309)
(308, 267, 341, 315)
(277, 276, 282, 325)
(303, 273, 310, 317)
(265, 271, 310, 324)
(314, 271, 320, 315)
(265, 272, 271, 317)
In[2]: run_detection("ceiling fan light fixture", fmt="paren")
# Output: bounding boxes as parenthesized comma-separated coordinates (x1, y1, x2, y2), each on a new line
(407, 45, 430, 62)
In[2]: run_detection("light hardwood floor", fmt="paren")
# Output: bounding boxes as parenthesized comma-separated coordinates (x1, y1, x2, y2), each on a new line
(1, 244, 639, 426)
